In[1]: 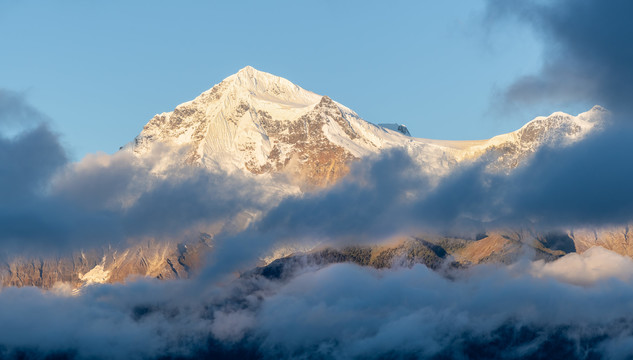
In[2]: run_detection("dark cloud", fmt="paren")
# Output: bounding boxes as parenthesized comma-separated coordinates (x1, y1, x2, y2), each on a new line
(0, 124, 67, 203)
(0, 93, 281, 255)
(500, 126, 633, 227)
(256, 150, 425, 241)
(0, 89, 66, 203)
(0, 92, 72, 253)
(226, 125, 633, 253)
(200, 125, 633, 285)
(0, 151, 277, 254)
(196, 150, 434, 284)
(416, 125, 633, 230)
(121, 165, 274, 239)
(486, 0, 633, 116)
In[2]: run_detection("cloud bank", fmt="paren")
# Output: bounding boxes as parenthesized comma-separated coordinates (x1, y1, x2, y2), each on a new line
(241, 124, 633, 250)
(3, 248, 633, 359)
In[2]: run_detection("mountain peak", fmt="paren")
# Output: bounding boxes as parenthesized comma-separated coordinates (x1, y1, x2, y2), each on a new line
(231, 65, 282, 84)
(238, 65, 256, 72)
(231, 66, 282, 87)
(220, 66, 321, 106)
(235, 65, 260, 78)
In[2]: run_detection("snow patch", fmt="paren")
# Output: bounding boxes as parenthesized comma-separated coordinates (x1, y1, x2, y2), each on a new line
(79, 257, 110, 285)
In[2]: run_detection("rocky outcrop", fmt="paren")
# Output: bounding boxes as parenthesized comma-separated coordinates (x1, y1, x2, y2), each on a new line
(569, 225, 633, 256)
(252, 96, 357, 187)
(248, 231, 574, 280)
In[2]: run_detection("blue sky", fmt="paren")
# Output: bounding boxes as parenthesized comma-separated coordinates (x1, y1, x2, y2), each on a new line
(1, 0, 593, 159)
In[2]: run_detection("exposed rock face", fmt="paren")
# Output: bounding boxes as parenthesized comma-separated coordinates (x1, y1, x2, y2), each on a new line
(570, 225, 633, 256)
(452, 234, 520, 264)
(451, 231, 570, 265)
(253, 96, 357, 187)
(0, 235, 211, 290)
(249, 232, 572, 279)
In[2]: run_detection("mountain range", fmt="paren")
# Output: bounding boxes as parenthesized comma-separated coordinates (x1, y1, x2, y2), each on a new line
(131, 66, 606, 183)
(0, 66, 622, 290)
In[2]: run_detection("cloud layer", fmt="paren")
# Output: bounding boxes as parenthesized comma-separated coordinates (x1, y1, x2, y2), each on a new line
(3, 248, 633, 359)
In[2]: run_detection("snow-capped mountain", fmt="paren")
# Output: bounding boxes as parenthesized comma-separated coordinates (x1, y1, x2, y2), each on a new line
(3, 67, 612, 291)
(133, 66, 396, 187)
(131, 66, 606, 184)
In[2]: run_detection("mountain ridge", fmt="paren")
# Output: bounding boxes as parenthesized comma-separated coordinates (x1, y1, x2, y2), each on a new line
(131, 66, 607, 183)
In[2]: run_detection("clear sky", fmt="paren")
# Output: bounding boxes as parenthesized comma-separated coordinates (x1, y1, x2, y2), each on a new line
(0, 0, 593, 160)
